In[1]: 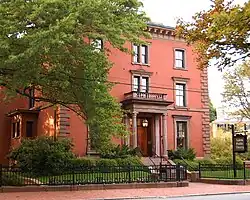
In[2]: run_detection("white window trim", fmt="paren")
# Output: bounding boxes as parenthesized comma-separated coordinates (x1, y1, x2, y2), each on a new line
(173, 48, 187, 70)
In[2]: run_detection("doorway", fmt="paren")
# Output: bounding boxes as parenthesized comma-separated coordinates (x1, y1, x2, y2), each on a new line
(137, 118, 152, 157)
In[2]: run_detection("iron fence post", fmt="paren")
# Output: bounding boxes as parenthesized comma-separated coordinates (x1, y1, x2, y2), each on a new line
(198, 162, 201, 179)
(0, 164, 2, 187)
(176, 164, 180, 182)
(244, 162, 246, 184)
(128, 164, 131, 183)
(72, 165, 75, 185)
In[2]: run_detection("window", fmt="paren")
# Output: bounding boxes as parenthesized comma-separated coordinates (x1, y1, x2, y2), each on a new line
(12, 123, 16, 138)
(132, 76, 149, 93)
(141, 77, 149, 93)
(133, 44, 149, 64)
(12, 121, 20, 138)
(133, 76, 140, 92)
(176, 121, 188, 149)
(28, 88, 35, 108)
(175, 49, 185, 68)
(91, 39, 103, 51)
(16, 121, 20, 137)
(176, 83, 186, 107)
(133, 44, 140, 63)
(141, 45, 148, 64)
(26, 121, 33, 138)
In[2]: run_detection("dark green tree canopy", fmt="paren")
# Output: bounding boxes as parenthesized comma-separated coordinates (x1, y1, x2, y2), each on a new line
(209, 100, 217, 122)
(0, 0, 150, 150)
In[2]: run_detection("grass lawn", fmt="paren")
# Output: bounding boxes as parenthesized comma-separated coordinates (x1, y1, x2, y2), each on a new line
(38, 171, 152, 184)
(201, 169, 250, 179)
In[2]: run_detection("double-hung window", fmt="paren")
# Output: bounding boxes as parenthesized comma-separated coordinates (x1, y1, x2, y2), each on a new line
(133, 76, 149, 93)
(141, 45, 148, 64)
(133, 44, 149, 64)
(28, 88, 35, 109)
(133, 45, 140, 63)
(175, 49, 185, 68)
(176, 83, 186, 107)
(176, 121, 188, 149)
(12, 120, 20, 138)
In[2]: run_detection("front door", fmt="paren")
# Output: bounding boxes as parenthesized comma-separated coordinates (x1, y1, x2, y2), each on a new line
(137, 118, 152, 156)
(137, 126, 147, 156)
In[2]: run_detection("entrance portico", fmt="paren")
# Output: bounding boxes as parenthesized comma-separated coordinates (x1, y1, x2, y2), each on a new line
(121, 91, 173, 157)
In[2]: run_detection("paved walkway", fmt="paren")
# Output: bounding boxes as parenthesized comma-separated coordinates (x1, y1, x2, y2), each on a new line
(1, 183, 250, 200)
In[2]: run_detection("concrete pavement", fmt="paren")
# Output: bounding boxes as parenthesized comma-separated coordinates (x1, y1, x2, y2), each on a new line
(1, 183, 250, 200)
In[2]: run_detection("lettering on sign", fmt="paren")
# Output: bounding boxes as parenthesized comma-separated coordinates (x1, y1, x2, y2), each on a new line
(234, 135, 247, 153)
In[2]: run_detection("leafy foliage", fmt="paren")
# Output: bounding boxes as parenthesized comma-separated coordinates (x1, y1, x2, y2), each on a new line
(0, 0, 150, 150)
(9, 137, 75, 175)
(176, 0, 250, 70)
(211, 132, 232, 159)
(173, 159, 199, 171)
(100, 144, 140, 159)
(223, 61, 250, 119)
(209, 100, 217, 122)
(2, 172, 25, 186)
(69, 156, 142, 172)
(168, 148, 196, 161)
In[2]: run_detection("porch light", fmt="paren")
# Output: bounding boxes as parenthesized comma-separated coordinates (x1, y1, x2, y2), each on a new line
(142, 119, 148, 127)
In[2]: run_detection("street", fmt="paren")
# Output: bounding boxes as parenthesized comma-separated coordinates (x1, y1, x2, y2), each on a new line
(120, 193, 250, 200)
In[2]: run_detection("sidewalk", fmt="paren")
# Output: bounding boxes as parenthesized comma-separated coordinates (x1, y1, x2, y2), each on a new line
(1, 183, 250, 200)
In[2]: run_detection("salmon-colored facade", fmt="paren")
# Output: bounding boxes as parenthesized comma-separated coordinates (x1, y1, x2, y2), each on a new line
(0, 23, 210, 164)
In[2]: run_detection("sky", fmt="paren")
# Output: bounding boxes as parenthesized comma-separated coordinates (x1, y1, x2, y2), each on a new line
(141, 0, 247, 108)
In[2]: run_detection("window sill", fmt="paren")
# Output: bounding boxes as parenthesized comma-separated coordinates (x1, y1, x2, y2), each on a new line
(174, 67, 188, 71)
(12, 136, 21, 139)
(132, 62, 150, 67)
(174, 106, 189, 111)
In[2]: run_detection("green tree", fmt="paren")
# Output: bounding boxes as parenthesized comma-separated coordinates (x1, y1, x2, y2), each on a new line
(223, 61, 250, 119)
(9, 137, 75, 175)
(176, 0, 250, 70)
(0, 0, 150, 150)
(209, 100, 217, 122)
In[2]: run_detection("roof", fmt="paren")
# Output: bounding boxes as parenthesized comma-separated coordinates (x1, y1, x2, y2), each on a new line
(147, 22, 175, 30)
(7, 109, 40, 117)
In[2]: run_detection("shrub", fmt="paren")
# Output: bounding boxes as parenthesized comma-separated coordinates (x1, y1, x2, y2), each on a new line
(173, 159, 199, 171)
(70, 157, 97, 168)
(211, 133, 232, 159)
(8, 137, 75, 176)
(68, 156, 142, 172)
(116, 156, 142, 167)
(100, 144, 140, 159)
(196, 158, 216, 166)
(168, 148, 196, 161)
(213, 156, 244, 169)
(2, 172, 24, 186)
(96, 158, 118, 168)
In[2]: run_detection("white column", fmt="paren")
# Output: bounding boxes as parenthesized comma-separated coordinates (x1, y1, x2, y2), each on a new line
(132, 111, 138, 148)
(155, 115, 160, 156)
(162, 113, 168, 157)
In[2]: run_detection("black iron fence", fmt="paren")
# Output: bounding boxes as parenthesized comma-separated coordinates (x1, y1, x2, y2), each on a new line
(199, 162, 250, 180)
(0, 164, 187, 186)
